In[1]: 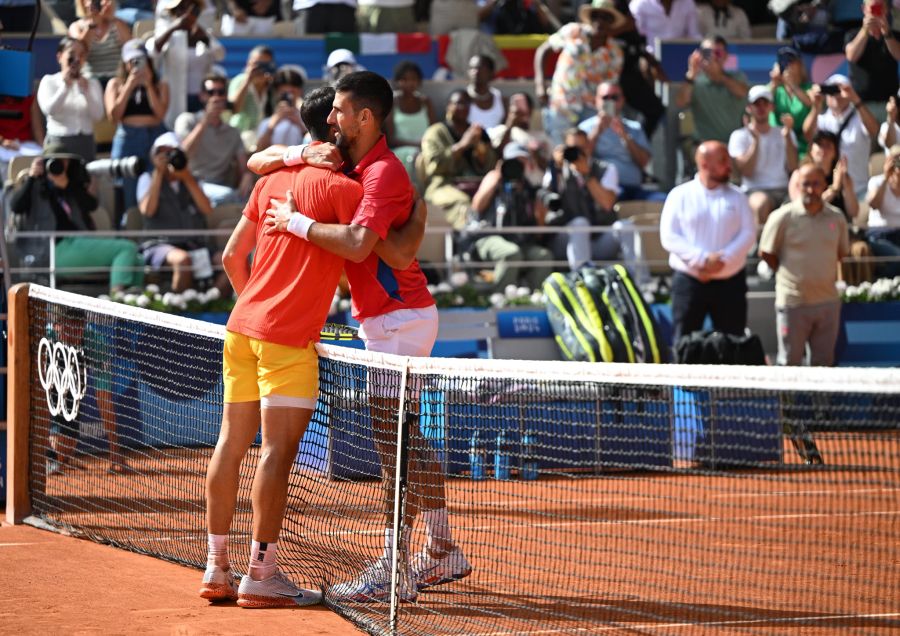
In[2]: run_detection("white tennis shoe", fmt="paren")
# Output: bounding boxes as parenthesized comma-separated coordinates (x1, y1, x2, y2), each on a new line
(198, 563, 238, 602)
(236, 570, 322, 608)
(411, 545, 473, 590)
(329, 556, 418, 603)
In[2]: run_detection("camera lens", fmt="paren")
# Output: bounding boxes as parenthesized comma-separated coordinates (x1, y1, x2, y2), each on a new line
(167, 148, 187, 171)
(46, 158, 66, 176)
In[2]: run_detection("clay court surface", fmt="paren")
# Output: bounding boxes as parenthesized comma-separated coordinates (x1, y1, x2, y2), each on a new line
(5, 432, 899, 635)
(0, 523, 352, 635)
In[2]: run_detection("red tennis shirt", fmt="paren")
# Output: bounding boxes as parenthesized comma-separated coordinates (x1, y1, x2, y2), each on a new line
(226, 165, 363, 348)
(344, 135, 434, 321)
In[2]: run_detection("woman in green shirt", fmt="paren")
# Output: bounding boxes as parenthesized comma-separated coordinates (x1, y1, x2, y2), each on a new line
(769, 47, 813, 158)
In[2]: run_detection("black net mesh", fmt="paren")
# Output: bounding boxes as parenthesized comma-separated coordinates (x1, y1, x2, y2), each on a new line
(24, 288, 900, 635)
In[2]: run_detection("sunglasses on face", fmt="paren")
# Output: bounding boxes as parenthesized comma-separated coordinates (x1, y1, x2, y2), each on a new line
(205, 88, 226, 96)
(601, 94, 621, 101)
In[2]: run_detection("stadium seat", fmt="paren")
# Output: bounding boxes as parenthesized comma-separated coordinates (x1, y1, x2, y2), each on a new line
(629, 211, 670, 276)
(614, 200, 664, 221)
(416, 202, 453, 271)
(6, 155, 34, 188)
(208, 203, 243, 229)
(124, 206, 144, 232)
(90, 206, 114, 231)
(272, 20, 298, 38)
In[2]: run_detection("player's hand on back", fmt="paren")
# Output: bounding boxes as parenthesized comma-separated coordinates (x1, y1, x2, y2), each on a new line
(303, 143, 342, 171)
(263, 189, 299, 234)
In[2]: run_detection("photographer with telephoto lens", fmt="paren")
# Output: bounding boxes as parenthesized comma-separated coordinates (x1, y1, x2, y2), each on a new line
(464, 142, 553, 290)
(37, 37, 106, 162)
(255, 65, 307, 151)
(541, 127, 621, 270)
(9, 143, 145, 292)
(136, 131, 218, 292)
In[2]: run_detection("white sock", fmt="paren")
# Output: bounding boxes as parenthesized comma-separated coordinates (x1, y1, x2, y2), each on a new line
(423, 508, 452, 550)
(383, 527, 412, 560)
(248, 540, 278, 581)
(207, 533, 229, 569)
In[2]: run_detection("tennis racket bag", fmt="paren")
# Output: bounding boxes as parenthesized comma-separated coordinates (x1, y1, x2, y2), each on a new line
(583, 264, 667, 364)
(542, 270, 633, 363)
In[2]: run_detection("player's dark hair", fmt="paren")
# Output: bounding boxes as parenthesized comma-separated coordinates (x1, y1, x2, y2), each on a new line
(334, 71, 394, 126)
(301, 86, 336, 142)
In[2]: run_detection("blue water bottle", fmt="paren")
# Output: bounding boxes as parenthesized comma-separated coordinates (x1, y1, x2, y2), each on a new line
(521, 431, 539, 481)
(469, 431, 486, 480)
(494, 430, 511, 480)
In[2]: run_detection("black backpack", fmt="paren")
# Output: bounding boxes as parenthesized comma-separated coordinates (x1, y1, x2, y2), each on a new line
(674, 331, 766, 366)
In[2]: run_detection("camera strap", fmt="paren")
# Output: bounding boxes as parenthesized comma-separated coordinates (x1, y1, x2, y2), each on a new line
(834, 106, 857, 145)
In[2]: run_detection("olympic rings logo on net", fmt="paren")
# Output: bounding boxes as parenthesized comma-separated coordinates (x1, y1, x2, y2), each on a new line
(37, 337, 88, 422)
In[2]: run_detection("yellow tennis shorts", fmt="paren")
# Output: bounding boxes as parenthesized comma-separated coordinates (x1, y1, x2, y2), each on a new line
(223, 331, 318, 409)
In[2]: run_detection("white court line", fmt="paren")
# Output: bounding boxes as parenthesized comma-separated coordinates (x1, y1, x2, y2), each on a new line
(322, 509, 900, 537)
(457, 487, 900, 510)
(0, 542, 43, 547)
(464, 612, 900, 636)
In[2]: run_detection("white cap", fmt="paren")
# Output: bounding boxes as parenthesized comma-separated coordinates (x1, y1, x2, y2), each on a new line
(748, 85, 773, 103)
(152, 131, 181, 153)
(503, 142, 530, 161)
(326, 48, 357, 69)
(121, 38, 147, 63)
(825, 73, 850, 87)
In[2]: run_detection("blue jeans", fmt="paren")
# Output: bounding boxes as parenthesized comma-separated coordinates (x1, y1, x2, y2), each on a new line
(112, 122, 168, 216)
(867, 228, 900, 278)
(619, 184, 668, 202)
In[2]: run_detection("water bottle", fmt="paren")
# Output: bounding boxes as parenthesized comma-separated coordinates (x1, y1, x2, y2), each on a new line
(521, 431, 539, 481)
(494, 430, 511, 480)
(469, 431, 487, 480)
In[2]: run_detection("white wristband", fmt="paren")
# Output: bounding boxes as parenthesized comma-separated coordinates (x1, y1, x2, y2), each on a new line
(283, 144, 308, 167)
(286, 212, 314, 239)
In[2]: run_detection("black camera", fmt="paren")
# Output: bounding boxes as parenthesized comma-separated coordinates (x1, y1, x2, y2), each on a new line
(46, 158, 67, 176)
(279, 91, 294, 105)
(500, 158, 525, 182)
(255, 61, 276, 75)
(167, 148, 188, 171)
(562, 145, 583, 163)
(86, 156, 145, 179)
(819, 84, 841, 96)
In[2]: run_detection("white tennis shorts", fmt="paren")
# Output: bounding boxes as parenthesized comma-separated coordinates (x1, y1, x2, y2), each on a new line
(359, 305, 438, 400)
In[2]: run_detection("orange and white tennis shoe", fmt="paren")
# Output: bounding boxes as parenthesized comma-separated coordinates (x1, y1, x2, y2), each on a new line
(411, 545, 472, 590)
(199, 563, 239, 602)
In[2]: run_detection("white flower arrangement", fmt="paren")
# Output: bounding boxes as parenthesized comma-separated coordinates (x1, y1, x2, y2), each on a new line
(841, 276, 900, 303)
(111, 286, 235, 314)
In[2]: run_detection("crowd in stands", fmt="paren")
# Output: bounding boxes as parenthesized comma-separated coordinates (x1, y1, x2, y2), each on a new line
(1, 0, 900, 365)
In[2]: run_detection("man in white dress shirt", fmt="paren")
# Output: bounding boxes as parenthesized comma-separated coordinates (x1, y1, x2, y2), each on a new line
(660, 140, 757, 342)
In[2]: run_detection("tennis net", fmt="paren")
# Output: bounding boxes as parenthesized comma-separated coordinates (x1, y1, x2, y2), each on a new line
(9, 284, 900, 635)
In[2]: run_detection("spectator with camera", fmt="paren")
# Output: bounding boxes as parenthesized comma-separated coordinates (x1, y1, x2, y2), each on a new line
(105, 39, 170, 215)
(865, 144, 900, 277)
(421, 89, 498, 230)
(467, 142, 554, 290)
(488, 91, 552, 188)
(580, 81, 662, 201)
(769, 47, 813, 158)
(324, 48, 363, 87)
(37, 37, 105, 163)
(675, 36, 748, 150)
(845, 0, 900, 120)
(255, 66, 307, 151)
(9, 144, 145, 292)
(175, 74, 254, 207)
(68, 0, 132, 89)
(802, 74, 877, 199)
(148, 0, 224, 128)
(533, 1, 625, 145)
(543, 127, 620, 270)
(728, 85, 798, 226)
(228, 45, 276, 139)
(137, 132, 215, 292)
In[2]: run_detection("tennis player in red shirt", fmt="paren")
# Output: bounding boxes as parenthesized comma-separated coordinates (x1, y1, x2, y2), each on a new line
(200, 87, 361, 609)
(250, 71, 471, 603)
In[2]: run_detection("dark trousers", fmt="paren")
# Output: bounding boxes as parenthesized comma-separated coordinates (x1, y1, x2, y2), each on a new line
(620, 61, 666, 138)
(302, 3, 357, 33)
(671, 269, 748, 342)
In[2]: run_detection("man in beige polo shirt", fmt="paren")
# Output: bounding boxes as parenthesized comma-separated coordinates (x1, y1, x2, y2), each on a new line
(759, 163, 850, 366)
